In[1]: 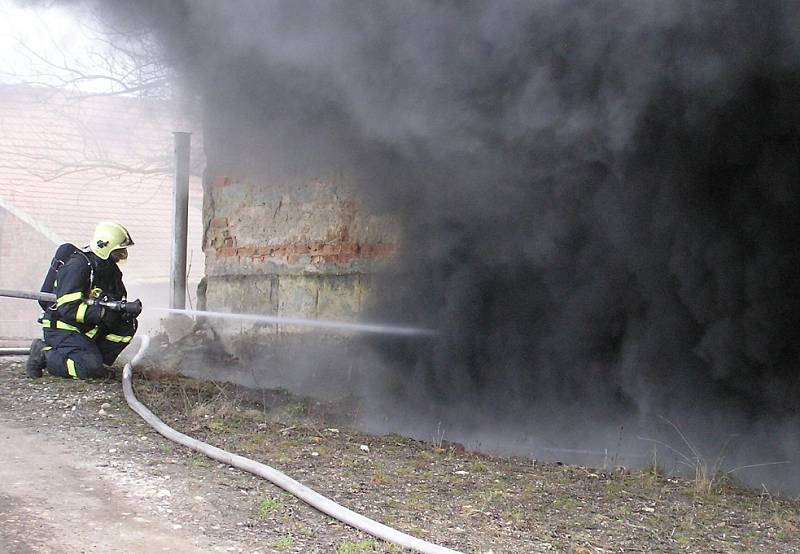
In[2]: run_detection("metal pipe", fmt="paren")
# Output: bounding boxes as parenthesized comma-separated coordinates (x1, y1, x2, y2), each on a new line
(122, 337, 461, 554)
(0, 348, 30, 356)
(170, 131, 191, 310)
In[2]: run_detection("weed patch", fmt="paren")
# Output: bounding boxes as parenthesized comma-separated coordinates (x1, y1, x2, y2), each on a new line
(257, 497, 282, 519)
(272, 536, 294, 550)
(337, 538, 377, 553)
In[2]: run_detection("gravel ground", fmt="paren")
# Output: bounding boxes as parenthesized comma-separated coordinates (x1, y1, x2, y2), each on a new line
(0, 350, 798, 554)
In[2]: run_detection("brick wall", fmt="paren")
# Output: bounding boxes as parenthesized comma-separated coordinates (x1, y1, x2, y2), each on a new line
(201, 173, 399, 350)
(0, 210, 55, 338)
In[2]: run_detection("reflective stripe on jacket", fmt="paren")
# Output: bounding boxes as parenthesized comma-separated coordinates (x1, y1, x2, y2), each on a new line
(45, 249, 127, 335)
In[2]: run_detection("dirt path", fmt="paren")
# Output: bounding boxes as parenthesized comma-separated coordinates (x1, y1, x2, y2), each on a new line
(0, 419, 216, 554)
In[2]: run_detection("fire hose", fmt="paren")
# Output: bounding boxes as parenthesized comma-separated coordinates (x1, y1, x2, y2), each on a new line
(0, 288, 141, 316)
(0, 347, 31, 355)
(0, 288, 462, 554)
(123, 337, 461, 554)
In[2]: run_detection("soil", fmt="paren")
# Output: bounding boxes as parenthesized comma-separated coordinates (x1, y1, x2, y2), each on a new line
(0, 346, 798, 554)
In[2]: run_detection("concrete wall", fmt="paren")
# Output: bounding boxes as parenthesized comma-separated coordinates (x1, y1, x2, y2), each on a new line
(0, 209, 55, 338)
(202, 172, 398, 352)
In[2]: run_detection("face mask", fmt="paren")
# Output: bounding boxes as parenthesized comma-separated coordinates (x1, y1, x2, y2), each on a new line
(110, 249, 128, 263)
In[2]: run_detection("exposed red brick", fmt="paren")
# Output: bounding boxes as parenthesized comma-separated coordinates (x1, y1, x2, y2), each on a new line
(321, 243, 338, 255)
(361, 243, 393, 257)
(213, 240, 395, 263)
(237, 245, 257, 257)
(210, 217, 228, 228)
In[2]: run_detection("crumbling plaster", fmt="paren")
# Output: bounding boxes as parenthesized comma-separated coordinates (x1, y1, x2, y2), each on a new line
(201, 173, 399, 350)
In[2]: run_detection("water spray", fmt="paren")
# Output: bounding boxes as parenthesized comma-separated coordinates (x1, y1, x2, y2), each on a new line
(156, 307, 436, 337)
(0, 288, 436, 337)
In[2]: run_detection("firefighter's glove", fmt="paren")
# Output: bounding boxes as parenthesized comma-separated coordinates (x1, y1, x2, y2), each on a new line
(102, 308, 124, 329)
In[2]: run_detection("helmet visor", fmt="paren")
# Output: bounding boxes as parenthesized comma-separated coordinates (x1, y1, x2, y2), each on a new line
(121, 231, 134, 248)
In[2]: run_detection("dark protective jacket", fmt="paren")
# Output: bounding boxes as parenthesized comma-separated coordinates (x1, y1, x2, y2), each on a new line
(42, 248, 128, 335)
(40, 247, 136, 379)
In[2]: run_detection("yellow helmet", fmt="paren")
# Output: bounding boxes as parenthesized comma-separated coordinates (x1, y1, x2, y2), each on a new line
(90, 222, 134, 260)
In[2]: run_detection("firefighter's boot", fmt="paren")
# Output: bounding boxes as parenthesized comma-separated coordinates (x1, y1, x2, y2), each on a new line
(26, 339, 46, 378)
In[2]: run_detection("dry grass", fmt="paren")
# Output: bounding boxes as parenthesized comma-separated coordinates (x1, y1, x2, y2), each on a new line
(129, 375, 800, 553)
(637, 416, 792, 497)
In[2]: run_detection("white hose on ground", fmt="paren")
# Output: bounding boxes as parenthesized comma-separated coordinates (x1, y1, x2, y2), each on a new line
(122, 335, 463, 554)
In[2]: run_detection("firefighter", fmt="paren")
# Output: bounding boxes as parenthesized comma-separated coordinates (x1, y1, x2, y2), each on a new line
(26, 222, 142, 379)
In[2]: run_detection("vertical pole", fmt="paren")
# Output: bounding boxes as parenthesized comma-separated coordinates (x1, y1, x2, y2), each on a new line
(170, 131, 191, 310)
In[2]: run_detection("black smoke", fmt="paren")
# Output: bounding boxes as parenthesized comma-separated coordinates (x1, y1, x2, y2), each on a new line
(69, 1, 800, 489)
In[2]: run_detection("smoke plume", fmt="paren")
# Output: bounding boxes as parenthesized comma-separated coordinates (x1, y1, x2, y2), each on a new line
(75, 1, 800, 490)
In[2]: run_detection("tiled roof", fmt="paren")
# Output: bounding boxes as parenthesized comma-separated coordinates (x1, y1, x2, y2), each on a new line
(0, 85, 205, 283)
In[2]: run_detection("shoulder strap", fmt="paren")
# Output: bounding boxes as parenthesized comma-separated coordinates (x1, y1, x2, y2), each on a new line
(76, 247, 95, 289)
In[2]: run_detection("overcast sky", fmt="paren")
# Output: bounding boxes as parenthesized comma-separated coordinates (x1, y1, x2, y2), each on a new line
(0, 0, 109, 90)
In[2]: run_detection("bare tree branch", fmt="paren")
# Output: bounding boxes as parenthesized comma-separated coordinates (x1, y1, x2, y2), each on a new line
(0, 1, 206, 213)
(1, 7, 173, 99)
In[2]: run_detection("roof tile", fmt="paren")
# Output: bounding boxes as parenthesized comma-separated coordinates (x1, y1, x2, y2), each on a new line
(0, 85, 205, 283)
